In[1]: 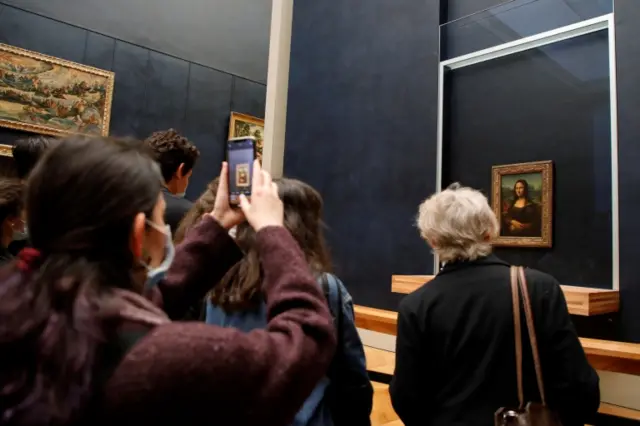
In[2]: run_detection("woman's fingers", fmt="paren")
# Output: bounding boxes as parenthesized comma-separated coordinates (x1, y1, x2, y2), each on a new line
(218, 162, 229, 195)
(261, 169, 272, 190)
(238, 194, 251, 214)
(252, 159, 263, 190)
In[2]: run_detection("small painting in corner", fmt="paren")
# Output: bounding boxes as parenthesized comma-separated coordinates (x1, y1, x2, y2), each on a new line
(491, 160, 553, 248)
(229, 112, 264, 161)
(0, 43, 114, 137)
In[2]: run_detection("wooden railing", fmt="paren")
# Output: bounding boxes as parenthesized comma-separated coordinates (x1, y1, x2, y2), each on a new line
(391, 275, 620, 316)
(355, 305, 640, 375)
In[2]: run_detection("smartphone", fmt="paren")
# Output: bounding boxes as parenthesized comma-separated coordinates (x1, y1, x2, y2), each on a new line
(226, 136, 256, 205)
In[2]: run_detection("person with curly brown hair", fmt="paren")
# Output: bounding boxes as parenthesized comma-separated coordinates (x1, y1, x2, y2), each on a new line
(145, 129, 201, 233)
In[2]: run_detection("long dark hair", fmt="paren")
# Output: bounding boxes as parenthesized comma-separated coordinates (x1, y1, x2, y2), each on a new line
(209, 178, 332, 310)
(0, 136, 162, 425)
(173, 177, 219, 244)
(0, 178, 24, 244)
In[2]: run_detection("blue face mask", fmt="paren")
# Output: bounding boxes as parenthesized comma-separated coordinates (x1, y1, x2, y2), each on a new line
(143, 221, 175, 290)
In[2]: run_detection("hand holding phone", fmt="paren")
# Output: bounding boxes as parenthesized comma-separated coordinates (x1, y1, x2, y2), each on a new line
(239, 160, 283, 231)
(208, 162, 245, 230)
(226, 137, 256, 205)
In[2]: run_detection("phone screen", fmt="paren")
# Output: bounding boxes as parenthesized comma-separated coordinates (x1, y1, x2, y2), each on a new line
(227, 138, 255, 204)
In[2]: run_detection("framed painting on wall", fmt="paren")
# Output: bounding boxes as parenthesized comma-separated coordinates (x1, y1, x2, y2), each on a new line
(228, 112, 264, 160)
(491, 160, 553, 248)
(0, 43, 114, 137)
(0, 144, 15, 178)
(0, 144, 12, 157)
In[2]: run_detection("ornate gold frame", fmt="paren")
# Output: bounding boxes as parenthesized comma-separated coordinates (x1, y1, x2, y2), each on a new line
(491, 160, 553, 248)
(0, 43, 114, 137)
(228, 112, 264, 140)
(0, 144, 12, 157)
(228, 112, 264, 160)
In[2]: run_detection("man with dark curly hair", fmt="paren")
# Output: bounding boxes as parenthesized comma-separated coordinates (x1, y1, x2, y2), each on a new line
(145, 129, 201, 233)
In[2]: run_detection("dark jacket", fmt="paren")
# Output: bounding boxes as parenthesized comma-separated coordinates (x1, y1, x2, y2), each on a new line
(205, 273, 372, 426)
(0, 246, 12, 263)
(161, 186, 193, 234)
(390, 255, 599, 426)
(96, 216, 337, 426)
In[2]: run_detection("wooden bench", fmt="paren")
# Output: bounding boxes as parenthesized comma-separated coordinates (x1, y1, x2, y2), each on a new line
(355, 305, 640, 375)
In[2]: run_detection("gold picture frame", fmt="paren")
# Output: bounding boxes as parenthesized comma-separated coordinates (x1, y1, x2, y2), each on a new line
(0, 43, 114, 137)
(228, 112, 264, 160)
(491, 160, 553, 248)
(0, 144, 12, 157)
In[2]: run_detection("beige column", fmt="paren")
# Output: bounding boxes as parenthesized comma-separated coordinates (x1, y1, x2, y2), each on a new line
(262, 0, 293, 178)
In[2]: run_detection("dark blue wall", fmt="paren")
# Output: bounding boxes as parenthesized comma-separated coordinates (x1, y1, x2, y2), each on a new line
(286, 0, 640, 341)
(0, 3, 266, 201)
(284, 2, 440, 311)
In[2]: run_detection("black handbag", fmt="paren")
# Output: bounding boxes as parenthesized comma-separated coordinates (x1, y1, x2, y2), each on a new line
(494, 266, 563, 426)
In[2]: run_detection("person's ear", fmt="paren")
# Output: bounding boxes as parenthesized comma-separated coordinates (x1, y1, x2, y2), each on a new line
(426, 238, 439, 249)
(130, 212, 146, 260)
(176, 163, 186, 180)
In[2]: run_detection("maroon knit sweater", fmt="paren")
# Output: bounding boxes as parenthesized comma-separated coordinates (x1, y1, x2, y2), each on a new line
(97, 216, 337, 425)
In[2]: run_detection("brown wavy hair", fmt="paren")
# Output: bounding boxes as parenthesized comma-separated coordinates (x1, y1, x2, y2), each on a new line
(173, 178, 219, 244)
(0, 136, 162, 425)
(212, 178, 332, 310)
(178, 177, 332, 310)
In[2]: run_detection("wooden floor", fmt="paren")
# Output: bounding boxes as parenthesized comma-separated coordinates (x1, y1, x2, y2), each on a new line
(367, 347, 401, 426)
(371, 382, 403, 426)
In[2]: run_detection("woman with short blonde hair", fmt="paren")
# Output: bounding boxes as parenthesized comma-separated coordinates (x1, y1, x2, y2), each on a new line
(416, 183, 498, 262)
(391, 183, 599, 426)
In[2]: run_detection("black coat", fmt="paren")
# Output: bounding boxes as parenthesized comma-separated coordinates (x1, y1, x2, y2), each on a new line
(0, 246, 12, 263)
(390, 255, 599, 426)
(162, 187, 193, 235)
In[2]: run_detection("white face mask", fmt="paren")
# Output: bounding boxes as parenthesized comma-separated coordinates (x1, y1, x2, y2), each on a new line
(228, 226, 237, 239)
(142, 221, 175, 290)
(12, 220, 27, 241)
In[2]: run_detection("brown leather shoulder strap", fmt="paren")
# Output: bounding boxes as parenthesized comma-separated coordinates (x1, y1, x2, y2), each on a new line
(517, 266, 547, 405)
(510, 266, 524, 408)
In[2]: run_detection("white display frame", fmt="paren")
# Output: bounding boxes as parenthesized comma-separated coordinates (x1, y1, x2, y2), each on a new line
(435, 14, 619, 289)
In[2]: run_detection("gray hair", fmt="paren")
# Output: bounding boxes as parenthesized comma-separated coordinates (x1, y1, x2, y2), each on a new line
(416, 183, 499, 262)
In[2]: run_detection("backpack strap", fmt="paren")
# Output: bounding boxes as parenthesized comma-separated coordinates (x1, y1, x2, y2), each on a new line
(320, 273, 344, 377)
(321, 273, 343, 331)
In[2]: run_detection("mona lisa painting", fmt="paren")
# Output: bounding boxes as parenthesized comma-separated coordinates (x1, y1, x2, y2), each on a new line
(491, 161, 553, 248)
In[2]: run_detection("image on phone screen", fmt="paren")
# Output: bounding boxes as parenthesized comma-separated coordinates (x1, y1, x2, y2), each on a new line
(227, 138, 255, 204)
